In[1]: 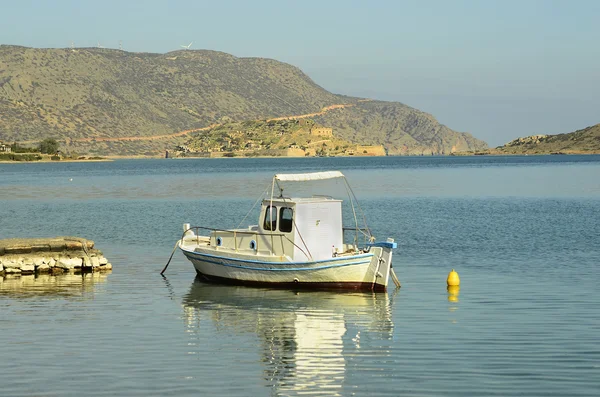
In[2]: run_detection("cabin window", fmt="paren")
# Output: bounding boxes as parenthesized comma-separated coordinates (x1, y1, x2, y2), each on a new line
(279, 207, 293, 233)
(263, 206, 277, 231)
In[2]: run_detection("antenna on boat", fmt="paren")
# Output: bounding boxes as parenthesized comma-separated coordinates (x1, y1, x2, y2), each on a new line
(236, 185, 270, 229)
(274, 178, 284, 198)
(339, 176, 373, 246)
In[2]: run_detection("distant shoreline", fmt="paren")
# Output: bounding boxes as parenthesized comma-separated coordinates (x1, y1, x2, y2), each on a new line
(451, 150, 600, 156)
(3, 152, 600, 164)
(0, 158, 113, 164)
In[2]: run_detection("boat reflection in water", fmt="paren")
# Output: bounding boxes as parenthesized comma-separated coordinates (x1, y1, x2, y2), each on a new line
(182, 277, 394, 395)
(0, 271, 111, 298)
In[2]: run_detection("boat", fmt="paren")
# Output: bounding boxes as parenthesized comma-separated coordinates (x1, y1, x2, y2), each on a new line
(177, 170, 398, 291)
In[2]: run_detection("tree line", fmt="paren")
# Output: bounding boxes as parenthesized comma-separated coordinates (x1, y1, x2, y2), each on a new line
(11, 138, 60, 154)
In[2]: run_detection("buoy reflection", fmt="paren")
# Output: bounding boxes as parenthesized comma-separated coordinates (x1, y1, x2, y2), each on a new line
(447, 285, 460, 302)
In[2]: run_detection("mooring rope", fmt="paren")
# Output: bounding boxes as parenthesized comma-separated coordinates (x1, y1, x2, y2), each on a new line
(160, 240, 180, 275)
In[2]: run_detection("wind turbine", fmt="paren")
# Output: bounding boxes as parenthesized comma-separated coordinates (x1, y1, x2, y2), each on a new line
(180, 42, 193, 50)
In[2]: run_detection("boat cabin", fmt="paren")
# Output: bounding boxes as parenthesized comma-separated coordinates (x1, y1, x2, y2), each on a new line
(258, 197, 343, 261)
(208, 196, 344, 261)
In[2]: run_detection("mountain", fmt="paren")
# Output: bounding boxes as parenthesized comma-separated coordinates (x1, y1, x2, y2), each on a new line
(0, 45, 487, 156)
(489, 124, 600, 154)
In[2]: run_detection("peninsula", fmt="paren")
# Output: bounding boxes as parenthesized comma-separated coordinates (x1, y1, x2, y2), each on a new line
(491, 123, 600, 155)
(453, 123, 600, 155)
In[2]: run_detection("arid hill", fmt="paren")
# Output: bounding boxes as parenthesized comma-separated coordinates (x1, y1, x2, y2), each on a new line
(489, 123, 600, 155)
(0, 45, 487, 156)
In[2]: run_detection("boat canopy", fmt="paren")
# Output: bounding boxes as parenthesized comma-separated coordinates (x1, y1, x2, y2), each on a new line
(266, 169, 372, 248)
(274, 171, 345, 182)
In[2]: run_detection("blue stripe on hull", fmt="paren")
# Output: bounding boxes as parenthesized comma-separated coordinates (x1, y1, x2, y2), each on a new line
(180, 246, 373, 265)
(182, 249, 372, 272)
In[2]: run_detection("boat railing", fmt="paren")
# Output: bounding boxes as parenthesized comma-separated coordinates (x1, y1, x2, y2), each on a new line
(182, 225, 312, 260)
(342, 226, 373, 249)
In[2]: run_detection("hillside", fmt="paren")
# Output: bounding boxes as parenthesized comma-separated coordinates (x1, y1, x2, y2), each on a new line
(0, 45, 487, 156)
(489, 124, 600, 155)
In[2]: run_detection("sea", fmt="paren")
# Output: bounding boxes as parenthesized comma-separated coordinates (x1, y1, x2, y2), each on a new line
(1, 155, 599, 397)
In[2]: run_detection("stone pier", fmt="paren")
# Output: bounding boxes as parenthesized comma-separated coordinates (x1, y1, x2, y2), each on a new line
(0, 237, 112, 277)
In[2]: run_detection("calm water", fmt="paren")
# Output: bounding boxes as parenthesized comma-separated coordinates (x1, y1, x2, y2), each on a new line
(1, 156, 599, 396)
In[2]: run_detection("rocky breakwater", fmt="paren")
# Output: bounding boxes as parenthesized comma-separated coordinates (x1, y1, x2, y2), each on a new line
(0, 237, 112, 277)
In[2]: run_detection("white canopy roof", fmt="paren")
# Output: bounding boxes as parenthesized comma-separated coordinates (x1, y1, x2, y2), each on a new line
(274, 171, 345, 182)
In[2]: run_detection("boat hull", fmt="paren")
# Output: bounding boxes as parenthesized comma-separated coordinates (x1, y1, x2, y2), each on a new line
(179, 243, 394, 292)
(193, 272, 385, 291)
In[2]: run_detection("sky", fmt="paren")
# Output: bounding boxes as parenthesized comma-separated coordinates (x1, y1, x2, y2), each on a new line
(1, 0, 598, 146)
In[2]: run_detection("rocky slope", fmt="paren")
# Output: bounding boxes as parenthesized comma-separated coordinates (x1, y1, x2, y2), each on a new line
(0, 45, 487, 156)
(313, 100, 486, 155)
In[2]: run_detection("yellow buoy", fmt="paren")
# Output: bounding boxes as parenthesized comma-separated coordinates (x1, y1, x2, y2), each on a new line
(447, 269, 460, 286)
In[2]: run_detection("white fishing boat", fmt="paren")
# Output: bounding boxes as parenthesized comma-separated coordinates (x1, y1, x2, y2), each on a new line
(177, 171, 398, 291)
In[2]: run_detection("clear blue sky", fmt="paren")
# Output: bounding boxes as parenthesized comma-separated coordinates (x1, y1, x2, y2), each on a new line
(2, 0, 598, 146)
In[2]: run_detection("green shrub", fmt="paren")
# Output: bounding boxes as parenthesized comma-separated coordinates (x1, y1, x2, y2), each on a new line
(10, 143, 38, 153)
(39, 138, 59, 154)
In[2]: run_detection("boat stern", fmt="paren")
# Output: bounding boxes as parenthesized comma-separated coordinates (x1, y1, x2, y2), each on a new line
(367, 238, 398, 291)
